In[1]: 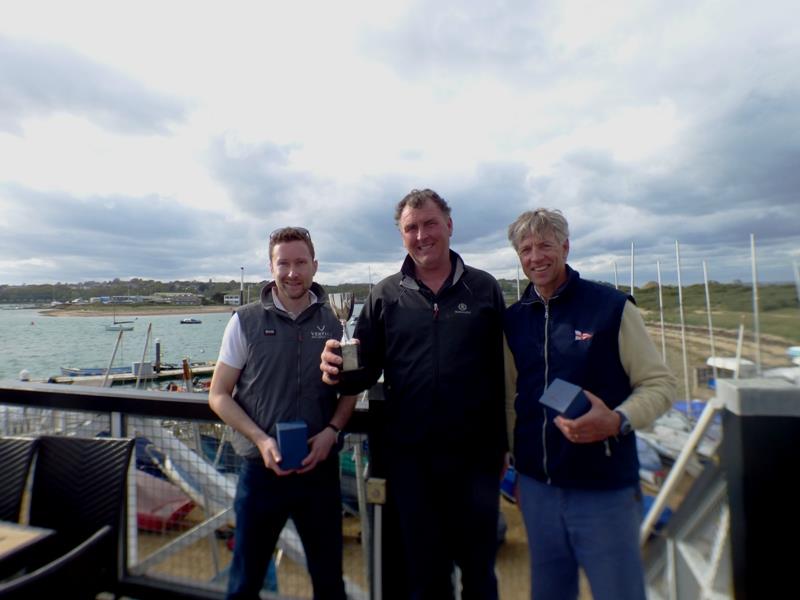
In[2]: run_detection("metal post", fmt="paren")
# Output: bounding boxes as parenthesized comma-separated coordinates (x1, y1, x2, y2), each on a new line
(353, 437, 371, 585)
(367, 478, 386, 600)
(750, 234, 761, 374)
(154, 338, 161, 373)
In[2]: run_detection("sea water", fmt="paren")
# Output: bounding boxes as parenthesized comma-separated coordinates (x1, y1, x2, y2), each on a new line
(0, 303, 363, 382)
(0, 308, 232, 381)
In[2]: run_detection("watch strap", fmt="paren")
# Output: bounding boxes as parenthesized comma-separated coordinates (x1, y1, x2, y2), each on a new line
(325, 423, 342, 443)
(615, 410, 632, 436)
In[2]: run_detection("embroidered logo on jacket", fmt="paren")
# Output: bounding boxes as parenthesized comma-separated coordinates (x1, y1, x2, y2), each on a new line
(574, 330, 593, 341)
(264, 328, 277, 336)
(454, 303, 471, 314)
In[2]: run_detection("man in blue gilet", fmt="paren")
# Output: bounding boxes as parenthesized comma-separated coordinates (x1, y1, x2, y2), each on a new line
(504, 208, 676, 600)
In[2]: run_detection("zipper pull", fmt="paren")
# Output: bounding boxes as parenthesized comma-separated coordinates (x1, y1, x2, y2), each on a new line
(433, 302, 439, 319)
(604, 439, 611, 457)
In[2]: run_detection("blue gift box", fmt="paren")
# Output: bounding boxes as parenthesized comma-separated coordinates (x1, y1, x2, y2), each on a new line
(275, 421, 308, 470)
(500, 465, 517, 503)
(538, 378, 591, 419)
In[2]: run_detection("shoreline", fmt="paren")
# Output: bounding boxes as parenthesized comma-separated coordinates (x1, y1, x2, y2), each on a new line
(39, 305, 235, 318)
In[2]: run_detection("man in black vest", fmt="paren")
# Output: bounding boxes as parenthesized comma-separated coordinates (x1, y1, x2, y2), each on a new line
(504, 208, 676, 600)
(210, 226, 356, 600)
(321, 189, 507, 599)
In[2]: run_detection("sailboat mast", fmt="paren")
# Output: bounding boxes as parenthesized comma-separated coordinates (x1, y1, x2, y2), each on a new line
(630, 242, 635, 297)
(793, 260, 800, 308)
(675, 241, 691, 406)
(656, 260, 667, 363)
(702, 261, 718, 385)
(240, 266, 244, 307)
(613, 261, 619, 290)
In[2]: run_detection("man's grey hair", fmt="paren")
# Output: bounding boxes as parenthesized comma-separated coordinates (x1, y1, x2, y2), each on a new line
(394, 189, 452, 226)
(507, 208, 570, 252)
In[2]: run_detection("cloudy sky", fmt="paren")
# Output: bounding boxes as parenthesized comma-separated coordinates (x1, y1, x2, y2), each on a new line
(1, 0, 798, 289)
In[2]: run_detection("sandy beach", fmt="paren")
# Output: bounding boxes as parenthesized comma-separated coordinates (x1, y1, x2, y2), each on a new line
(39, 305, 235, 317)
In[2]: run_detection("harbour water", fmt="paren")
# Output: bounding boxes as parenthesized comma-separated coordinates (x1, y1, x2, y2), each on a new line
(0, 308, 232, 381)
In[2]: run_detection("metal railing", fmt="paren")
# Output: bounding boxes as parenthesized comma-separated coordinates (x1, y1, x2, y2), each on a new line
(0, 380, 371, 599)
(1, 380, 534, 600)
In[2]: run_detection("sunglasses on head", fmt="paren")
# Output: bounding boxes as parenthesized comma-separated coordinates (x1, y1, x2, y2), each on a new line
(269, 227, 311, 241)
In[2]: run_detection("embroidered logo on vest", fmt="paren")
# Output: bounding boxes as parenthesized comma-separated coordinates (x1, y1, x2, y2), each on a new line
(264, 328, 276, 336)
(454, 302, 471, 314)
(310, 324, 328, 339)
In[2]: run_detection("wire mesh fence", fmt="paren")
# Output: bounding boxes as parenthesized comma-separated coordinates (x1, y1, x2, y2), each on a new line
(0, 399, 532, 599)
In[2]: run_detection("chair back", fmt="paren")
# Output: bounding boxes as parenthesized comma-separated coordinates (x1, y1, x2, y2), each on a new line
(28, 436, 134, 583)
(0, 525, 112, 599)
(0, 437, 37, 522)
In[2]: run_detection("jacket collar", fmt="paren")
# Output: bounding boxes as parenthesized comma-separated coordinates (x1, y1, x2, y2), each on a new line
(399, 250, 465, 292)
(520, 264, 578, 305)
(260, 280, 326, 316)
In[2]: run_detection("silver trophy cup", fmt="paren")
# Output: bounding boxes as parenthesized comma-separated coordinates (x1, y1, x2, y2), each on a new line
(328, 292, 361, 372)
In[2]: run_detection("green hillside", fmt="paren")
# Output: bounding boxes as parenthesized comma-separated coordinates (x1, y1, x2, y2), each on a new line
(498, 279, 800, 345)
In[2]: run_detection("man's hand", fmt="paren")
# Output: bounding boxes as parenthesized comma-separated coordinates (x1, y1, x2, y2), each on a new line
(297, 426, 338, 474)
(554, 389, 621, 444)
(256, 435, 292, 476)
(320, 339, 344, 385)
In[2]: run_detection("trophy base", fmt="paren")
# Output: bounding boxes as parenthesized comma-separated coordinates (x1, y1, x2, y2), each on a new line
(340, 341, 361, 372)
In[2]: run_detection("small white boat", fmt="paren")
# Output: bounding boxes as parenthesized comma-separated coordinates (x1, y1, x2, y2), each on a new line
(106, 308, 134, 331)
(180, 318, 202, 324)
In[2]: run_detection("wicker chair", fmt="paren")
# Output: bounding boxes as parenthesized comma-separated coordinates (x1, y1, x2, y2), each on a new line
(0, 525, 112, 599)
(27, 435, 134, 595)
(0, 436, 37, 522)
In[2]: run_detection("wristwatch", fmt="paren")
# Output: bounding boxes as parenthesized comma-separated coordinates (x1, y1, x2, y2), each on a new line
(615, 410, 633, 436)
(325, 422, 343, 444)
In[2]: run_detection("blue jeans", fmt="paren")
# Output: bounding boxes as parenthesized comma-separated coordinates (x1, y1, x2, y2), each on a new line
(226, 456, 346, 600)
(518, 474, 646, 600)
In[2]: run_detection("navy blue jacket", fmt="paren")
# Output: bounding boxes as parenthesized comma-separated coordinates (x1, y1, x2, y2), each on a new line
(504, 266, 639, 490)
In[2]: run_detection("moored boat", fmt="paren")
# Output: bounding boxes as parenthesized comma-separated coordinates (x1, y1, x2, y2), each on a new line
(60, 365, 132, 377)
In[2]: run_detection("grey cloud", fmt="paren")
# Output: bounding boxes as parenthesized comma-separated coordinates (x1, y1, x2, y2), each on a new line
(0, 184, 247, 281)
(521, 86, 800, 269)
(207, 137, 310, 215)
(446, 162, 532, 247)
(0, 35, 187, 134)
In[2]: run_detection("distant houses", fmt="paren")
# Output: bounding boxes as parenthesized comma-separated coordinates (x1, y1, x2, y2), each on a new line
(87, 293, 202, 305)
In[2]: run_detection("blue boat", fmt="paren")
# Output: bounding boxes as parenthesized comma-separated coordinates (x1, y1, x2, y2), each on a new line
(60, 365, 132, 377)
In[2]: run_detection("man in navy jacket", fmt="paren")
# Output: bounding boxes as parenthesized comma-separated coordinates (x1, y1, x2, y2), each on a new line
(504, 208, 675, 600)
